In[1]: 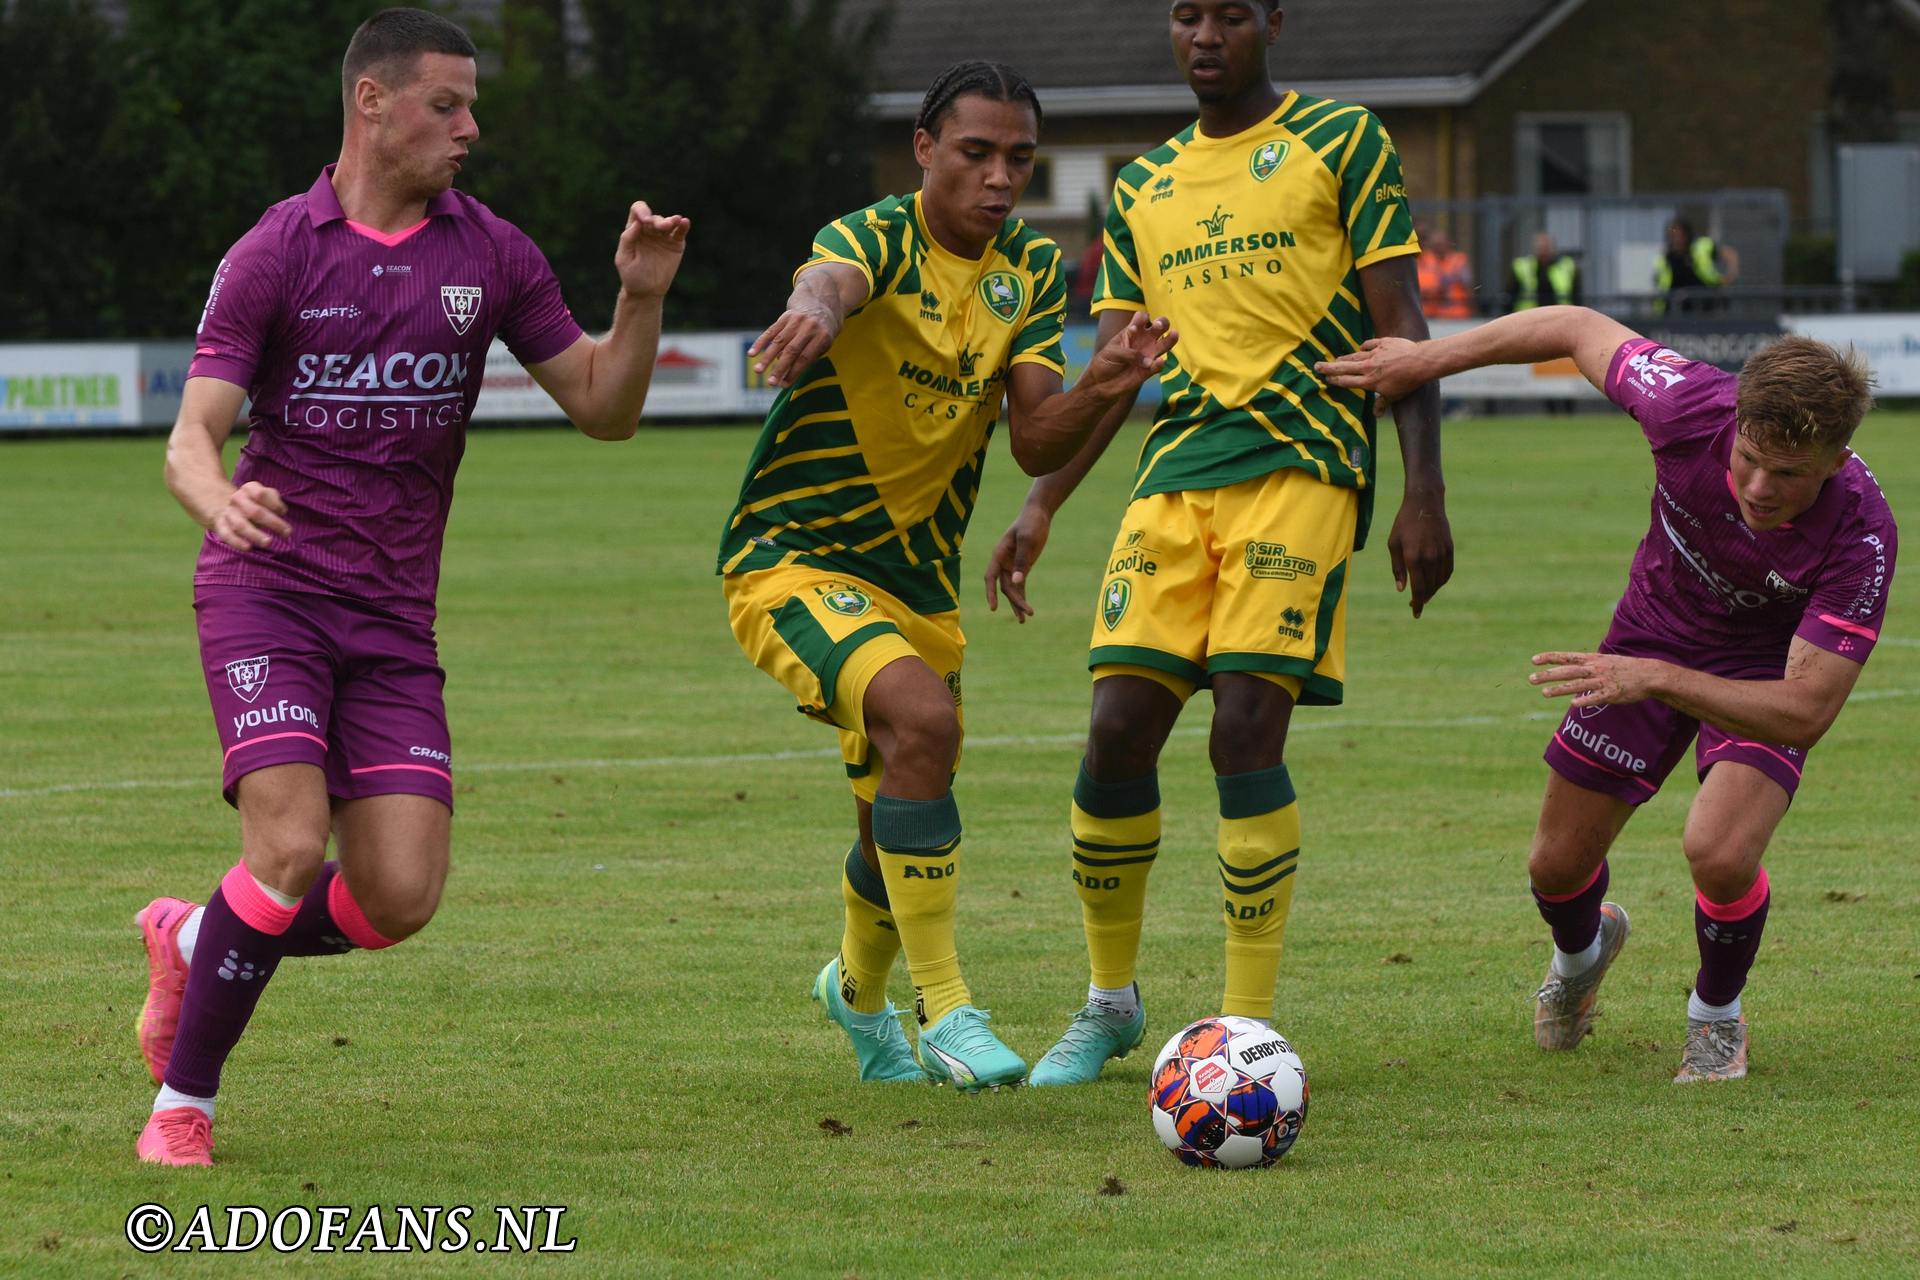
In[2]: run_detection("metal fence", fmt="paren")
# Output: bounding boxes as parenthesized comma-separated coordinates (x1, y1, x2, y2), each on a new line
(1410, 191, 1791, 320)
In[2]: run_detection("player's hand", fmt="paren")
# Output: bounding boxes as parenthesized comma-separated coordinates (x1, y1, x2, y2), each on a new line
(1386, 492, 1452, 618)
(1530, 651, 1661, 708)
(751, 302, 841, 389)
(984, 503, 1053, 623)
(1081, 313, 1177, 400)
(1316, 336, 1427, 402)
(614, 201, 690, 301)
(209, 481, 290, 552)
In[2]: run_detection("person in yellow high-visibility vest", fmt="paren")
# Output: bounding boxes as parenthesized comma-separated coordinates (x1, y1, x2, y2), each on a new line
(1508, 232, 1579, 312)
(1655, 219, 1739, 313)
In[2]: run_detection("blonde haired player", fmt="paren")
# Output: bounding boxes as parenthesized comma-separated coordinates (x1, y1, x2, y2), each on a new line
(1320, 309, 1894, 1083)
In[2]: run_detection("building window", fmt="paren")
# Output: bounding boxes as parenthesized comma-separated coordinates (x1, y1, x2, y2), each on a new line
(1024, 157, 1054, 207)
(1515, 114, 1630, 197)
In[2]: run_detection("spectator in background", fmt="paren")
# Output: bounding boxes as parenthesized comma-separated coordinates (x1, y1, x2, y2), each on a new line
(1074, 232, 1106, 313)
(1418, 223, 1475, 319)
(1657, 219, 1739, 312)
(1510, 231, 1580, 312)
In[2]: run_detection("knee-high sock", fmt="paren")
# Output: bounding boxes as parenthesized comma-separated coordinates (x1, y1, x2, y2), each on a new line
(277, 861, 400, 957)
(872, 792, 969, 1027)
(1070, 760, 1160, 990)
(164, 864, 297, 1099)
(1533, 860, 1609, 954)
(1217, 765, 1301, 1020)
(1695, 867, 1770, 1008)
(838, 840, 901, 1014)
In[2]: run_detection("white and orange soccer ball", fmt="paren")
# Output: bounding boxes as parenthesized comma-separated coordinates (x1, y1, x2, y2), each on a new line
(1149, 1016, 1308, 1168)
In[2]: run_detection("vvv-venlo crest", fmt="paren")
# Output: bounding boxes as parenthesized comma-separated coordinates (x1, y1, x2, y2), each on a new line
(441, 285, 483, 336)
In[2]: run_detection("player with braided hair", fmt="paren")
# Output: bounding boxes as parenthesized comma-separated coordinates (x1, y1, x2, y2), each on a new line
(719, 61, 1176, 1089)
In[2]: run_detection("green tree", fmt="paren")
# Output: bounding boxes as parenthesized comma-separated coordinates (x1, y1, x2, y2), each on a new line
(469, 0, 890, 331)
(0, 0, 126, 338)
(103, 0, 385, 337)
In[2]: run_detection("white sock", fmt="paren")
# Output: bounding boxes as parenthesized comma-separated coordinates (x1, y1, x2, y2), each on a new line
(252, 873, 301, 909)
(1088, 982, 1140, 1019)
(1551, 934, 1603, 978)
(176, 907, 204, 965)
(154, 1085, 215, 1119)
(1688, 990, 1741, 1023)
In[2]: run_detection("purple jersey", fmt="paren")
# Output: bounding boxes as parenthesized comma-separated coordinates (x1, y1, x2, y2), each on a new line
(188, 166, 584, 621)
(1602, 337, 1897, 673)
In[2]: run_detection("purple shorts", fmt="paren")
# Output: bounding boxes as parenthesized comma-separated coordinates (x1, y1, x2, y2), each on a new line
(1541, 642, 1806, 806)
(195, 586, 454, 810)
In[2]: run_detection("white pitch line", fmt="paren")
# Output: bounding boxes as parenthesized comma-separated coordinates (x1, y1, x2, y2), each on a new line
(1, 695, 1910, 802)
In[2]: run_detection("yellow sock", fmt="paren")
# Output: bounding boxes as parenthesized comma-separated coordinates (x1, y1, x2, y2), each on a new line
(872, 792, 970, 1026)
(838, 840, 900, 1014)
(1069, 760, 1160, 989)
(1217, 764, 1301, 1020)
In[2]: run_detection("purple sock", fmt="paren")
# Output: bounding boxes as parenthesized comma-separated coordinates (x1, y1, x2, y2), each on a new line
(278, 862, 359, 957)
(164, 865, 296, 1098)
(1532, 860, 1609, 954)
(1695, 868, 1771, 1007)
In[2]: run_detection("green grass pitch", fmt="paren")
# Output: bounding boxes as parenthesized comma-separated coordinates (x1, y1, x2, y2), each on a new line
(2, 414, 1916, 1277)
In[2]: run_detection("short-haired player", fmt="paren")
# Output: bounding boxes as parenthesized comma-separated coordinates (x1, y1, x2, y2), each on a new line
(137, 7, 690, 1165)
(1319, 308, 1895, 1082)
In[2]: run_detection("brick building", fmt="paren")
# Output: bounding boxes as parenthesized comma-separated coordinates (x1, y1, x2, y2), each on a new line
(847, 0, 1920, 256)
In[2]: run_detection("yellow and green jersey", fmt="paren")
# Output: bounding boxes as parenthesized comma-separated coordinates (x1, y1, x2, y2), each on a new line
(718, 193, 1066, 614)
(1096, 93, 1419, 546)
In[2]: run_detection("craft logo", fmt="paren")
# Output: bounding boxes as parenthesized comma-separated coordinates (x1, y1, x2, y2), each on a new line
(1249, 140, 1288, 182)
(979, 271, 1024, 323)
(225, 655, 269, 703)
(441, 286, 483, 336)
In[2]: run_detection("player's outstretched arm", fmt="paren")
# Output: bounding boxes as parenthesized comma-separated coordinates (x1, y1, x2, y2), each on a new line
(1529, 637, 1865, 750)
(164, 376, 290, 552)
(984, 308, 1165, 622)
(1317, 305, 1640, 401)
(1005, 311, 1174, 477)
(748, 263, 871, 390)
(528, 201, 691, 441)
(1359, 255, 1452, 617)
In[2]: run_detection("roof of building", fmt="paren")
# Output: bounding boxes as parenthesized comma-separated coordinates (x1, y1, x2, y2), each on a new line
(846, 0, 1584, 114)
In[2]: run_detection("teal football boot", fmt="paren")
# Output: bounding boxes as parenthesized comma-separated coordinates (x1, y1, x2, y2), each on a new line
(811, 957, 927, 1083)
(915, 1005, 1027, 1090)
(1028, 993, 1147, 1086)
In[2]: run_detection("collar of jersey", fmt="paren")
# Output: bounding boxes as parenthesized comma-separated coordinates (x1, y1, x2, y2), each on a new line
(1186, 90, 1299, 148)
(304, 163, 463, 231)
(910, 191, 995, 268)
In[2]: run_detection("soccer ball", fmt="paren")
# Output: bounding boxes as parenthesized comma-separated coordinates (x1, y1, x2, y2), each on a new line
(1149, 1016, 1308, 1168)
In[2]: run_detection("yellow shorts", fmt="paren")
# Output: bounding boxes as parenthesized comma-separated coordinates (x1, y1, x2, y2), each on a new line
(723, 565, 965, 802)
(1087, 470, 1358, 706)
